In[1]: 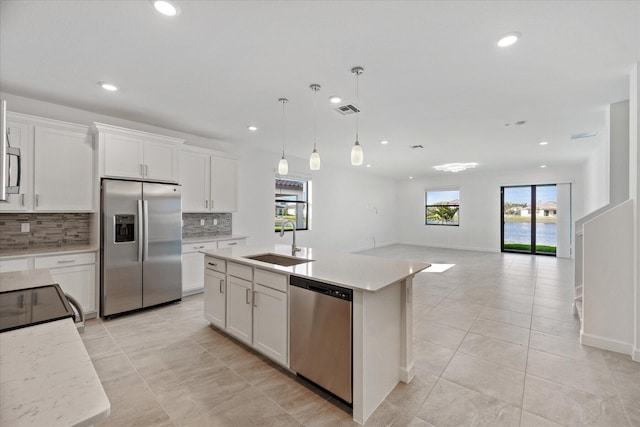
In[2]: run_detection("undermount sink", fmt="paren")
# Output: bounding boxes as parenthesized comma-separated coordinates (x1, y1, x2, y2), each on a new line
(244, 253, 314, 267)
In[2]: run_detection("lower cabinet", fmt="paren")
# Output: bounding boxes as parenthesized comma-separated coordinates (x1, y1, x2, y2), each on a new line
(226, 275, 253, 345)
(204, 268, 226, 329)
(203, 258, 289, 367)
(253, 283, 288, 365)
(47, 264, 96, 314)
(182, 239, 246, 295)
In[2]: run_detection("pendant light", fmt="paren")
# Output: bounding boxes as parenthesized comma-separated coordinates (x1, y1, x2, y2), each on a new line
(351, 66, 364, 166)
(309, 84, 321, 170)
(278, 97, 289, 175)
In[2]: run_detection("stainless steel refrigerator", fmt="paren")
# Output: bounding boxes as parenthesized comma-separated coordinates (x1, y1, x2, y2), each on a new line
(101, 179, 182, 317)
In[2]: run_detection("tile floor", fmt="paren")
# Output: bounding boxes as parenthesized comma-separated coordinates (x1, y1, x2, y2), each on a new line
(82, 244, 639, 426)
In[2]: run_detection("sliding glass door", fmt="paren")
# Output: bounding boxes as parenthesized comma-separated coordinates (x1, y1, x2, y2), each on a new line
(501, 184, 557, 256)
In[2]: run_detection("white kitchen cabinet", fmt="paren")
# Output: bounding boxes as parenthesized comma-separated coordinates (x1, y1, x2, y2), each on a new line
(225, 274, 253, 345)
(179, 147, 237, 213)
(94, 122, 183, 183)
(252, 283, 288, 365)
(181, 241, 218, 295)
(179, 150, 210, 212)
(204, 268, 226, 329)
(210, 156, 237, 213)
(218, 238, 246, 249)
(1, 113, 94, 212)
(0, 119, 30, 211)
(0, 257, 30, 273)
(33, 125, 93, 211)
(34, 252, 96, 314)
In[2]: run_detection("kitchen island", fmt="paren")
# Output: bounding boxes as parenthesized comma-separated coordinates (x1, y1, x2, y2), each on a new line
(202, 243, 429, 424)
(0, 269, 110, 427)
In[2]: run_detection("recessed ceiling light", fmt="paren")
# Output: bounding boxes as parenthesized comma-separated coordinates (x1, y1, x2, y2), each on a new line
(366, 164, 372, 168)
(539, 141, 549, 146)
(540, 165, 547, 168)
(380, 140, 389, 145)
(153, 0, 178, 16)
(497, 32, 520, 48)
(329, 96, 342, 104)
(434, 162, 478, 173)
(99, 82, 118, 92)
(248, 126, 258, 131)
(409, 176, 414, 180)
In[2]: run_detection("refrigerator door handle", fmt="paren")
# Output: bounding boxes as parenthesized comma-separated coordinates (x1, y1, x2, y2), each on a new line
(143, 200, 149, 261)
(137, 199, 143, 262)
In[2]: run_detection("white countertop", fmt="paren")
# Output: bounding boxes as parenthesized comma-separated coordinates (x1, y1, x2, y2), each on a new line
(182, 234, 248, 244)
(0, 245, 97, 259)
(203, 243, 430, 292)
(0, 270, 110, 427)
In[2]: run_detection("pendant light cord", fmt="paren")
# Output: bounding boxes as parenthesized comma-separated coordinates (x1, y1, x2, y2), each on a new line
(355, 70, 359, 141)
(313, 87, 318, 150)
(281, 99, 286, 156)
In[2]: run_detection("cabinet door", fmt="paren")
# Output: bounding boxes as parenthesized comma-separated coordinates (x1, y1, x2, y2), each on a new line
(204, 268, 226, 329)
(143, 140, 178, 183)
(0, 257, 30, 273)
(0, 120, 30, 211)
(48, 264, 96, 314)
(225, 275, 252, 345)
(253, 283, 288, 366)
(103, 132, 144, 179)
(179, 150, 210, 212)
(182, 251, 205, 295)
(210, 156, 237, 212)
(34, 126, 93, 211)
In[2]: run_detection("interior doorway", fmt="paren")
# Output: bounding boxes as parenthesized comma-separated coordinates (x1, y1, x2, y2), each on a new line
(501, 184, 558, 256)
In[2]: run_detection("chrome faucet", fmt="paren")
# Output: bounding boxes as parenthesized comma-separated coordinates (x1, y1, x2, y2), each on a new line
(280, 220, 301, 255)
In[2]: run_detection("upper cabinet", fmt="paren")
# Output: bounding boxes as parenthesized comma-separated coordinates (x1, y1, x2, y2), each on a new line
(0, 113, 94, 212)
(180, 147, 237, 213)
(94, 123, 184, 183)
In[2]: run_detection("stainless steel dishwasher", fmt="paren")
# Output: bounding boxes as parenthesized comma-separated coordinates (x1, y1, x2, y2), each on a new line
(290, 275, 352, 404)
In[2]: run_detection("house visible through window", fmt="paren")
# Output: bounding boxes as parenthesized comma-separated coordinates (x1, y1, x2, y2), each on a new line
(275, 177, 310, 232)
(425, 189, 460, 226)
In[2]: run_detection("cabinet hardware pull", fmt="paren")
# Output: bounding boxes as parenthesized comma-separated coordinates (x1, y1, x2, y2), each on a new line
(219, 279, 224, 293)
(139, 164, 144, 176)
(32, 291, 38, 306)
(208, 262, 217, 267)
(194, 245, 205, 249)
(18, 294, 24, 309)
(144, 164, 149, 176)
(57, 260, 75, 264)
(227, 242, 237, 246)
(253, 290, 257, 307)
(35, 194, 39, 206)
(20, 194, 24, 206)
(245, 288, 251, 304)
(210, 200, 214, 209)
(205, 200, 208, 208)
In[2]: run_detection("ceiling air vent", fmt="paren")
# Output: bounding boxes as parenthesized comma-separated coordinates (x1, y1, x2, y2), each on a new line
(570, 131, 599, 140)
(411, 145, 424, 149)
(334, 104, 360, 116)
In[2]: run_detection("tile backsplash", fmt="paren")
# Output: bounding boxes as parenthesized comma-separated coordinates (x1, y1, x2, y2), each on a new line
(182, 213, 232, 237)
(0, 213, 92, 250)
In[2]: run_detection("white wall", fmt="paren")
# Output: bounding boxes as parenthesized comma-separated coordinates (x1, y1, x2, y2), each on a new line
(396, 167, 584, 253)
(235, 146, 397, 252)
(1, 92, 397, 253)
(581, 137, 610, 215)
(609, 101, 630, 206)
(629, 63, 640, 361)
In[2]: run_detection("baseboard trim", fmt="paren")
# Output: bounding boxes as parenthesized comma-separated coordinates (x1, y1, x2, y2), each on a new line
(581, 332, 634, 356)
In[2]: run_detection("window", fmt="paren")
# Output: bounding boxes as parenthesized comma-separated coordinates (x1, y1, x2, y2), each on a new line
(275, 176, 310, 232)
(425, 189, 460, 226)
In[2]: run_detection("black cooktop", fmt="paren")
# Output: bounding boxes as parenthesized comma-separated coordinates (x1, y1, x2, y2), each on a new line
(0, 284, 75, 333)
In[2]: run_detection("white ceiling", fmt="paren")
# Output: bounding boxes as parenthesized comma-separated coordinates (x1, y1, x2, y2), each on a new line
(1, 1, 639, 179)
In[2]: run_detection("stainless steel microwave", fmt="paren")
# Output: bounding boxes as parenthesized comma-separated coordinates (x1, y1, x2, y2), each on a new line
(0, 99, 21, 202)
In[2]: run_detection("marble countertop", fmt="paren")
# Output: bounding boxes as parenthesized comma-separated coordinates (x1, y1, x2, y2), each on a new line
(0, 270, 110, 426)
(182, 234, 248, 244)
(202, 243, 429, 292)
(0, 244, 97, 259)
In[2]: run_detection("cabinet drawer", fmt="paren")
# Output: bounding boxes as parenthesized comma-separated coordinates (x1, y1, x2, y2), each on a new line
(218, 239, 246, 249)
(255, 269, 287, 293)
(205, 256, 226, 273)
(35, 252, 95, 269)
(0, 257, 30, 273)
(228, 262, 253, 281)
(182, 241, 218, 254)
